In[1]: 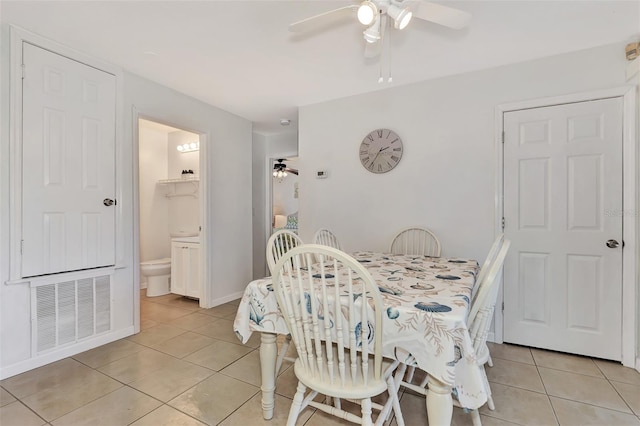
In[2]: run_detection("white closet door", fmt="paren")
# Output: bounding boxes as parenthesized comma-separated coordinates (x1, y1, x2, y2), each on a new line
(22, 42, 116, 277)
(503, 97, 623, 360)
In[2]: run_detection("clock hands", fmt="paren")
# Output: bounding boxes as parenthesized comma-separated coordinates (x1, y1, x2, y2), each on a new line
(369, 146, 390, 167)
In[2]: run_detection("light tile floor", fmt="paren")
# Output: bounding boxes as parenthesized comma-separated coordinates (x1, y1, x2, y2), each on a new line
(2, 291, 640, 426)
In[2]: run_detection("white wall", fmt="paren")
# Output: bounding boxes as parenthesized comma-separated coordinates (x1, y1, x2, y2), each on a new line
(138, 126, 170, 270)
(167, 130, 200, 236)
(125, 73, 253, 307)
(299, 43, 630, 266)
(252, 133, 268, 279)
(252, 130, 297, 278)
(0, 26, 252, 376)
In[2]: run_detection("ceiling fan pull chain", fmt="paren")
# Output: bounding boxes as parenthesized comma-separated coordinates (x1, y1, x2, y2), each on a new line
(387, 18, 393, 83)
(378, 14, 385, 83)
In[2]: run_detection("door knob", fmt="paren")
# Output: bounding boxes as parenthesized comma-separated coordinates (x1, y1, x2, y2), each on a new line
(103, 198, 115, 207)
(606, 239, 620, 248)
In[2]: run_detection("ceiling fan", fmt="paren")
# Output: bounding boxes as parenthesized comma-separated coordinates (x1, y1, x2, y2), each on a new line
(273, 159, 299, 178)
(289, 0, 471, 57)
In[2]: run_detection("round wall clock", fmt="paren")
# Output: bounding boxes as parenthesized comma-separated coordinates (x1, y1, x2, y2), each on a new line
(359, 128, 403, 173)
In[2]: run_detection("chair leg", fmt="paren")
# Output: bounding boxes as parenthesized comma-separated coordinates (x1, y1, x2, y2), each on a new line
(386, 375, 405, 426)
(394, 363, 407, 392)
(361, 398, 373, 426)
(275, 334, 292, 375)
(405, 366, 416, 383)
(470, 409, 482, 426)
(287, 381, 306, 426)
(333, 397, 342, 410)
(480, 364, 495, 410)
(487, 394, 495, 411)
(487, 353, 493, 368)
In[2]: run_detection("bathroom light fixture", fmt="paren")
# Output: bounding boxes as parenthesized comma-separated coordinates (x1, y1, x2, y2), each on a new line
(176, 142, 199, 153)
(357, 1, 378, 25)
(387, 3, 412, 29)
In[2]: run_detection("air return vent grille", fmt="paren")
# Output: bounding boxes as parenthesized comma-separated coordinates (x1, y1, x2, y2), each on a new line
(33, 274, 111, 354)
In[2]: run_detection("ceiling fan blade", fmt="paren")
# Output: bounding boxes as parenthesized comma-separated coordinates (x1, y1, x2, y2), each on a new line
(289, 5, 359, 33)
(285, 168, 299, 175)
(411, 1, 471, 29)
(364, 40, 382, 58)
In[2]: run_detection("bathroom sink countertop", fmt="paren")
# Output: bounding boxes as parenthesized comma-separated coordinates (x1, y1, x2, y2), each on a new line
(172, 236, 200, 243)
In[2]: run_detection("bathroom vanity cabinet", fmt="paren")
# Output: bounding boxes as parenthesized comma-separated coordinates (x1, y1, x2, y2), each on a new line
(171, 239, 200, 299)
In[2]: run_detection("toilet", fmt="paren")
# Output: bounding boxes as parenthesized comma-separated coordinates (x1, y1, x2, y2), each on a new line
(140, 258, 172, 297)
(140, 231, 198, 297)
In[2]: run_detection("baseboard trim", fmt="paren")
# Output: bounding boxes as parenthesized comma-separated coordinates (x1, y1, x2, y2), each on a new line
(636, 356, 640, 373)
(209, 290, 244, 308)
(0, 326, 135, 380)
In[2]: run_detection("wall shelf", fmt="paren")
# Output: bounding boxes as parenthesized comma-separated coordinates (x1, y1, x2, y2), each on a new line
(157, 177, 199, 198)
(158, 177, 199, 184)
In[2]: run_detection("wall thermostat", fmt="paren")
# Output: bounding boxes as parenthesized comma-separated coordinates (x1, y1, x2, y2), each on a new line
(316, 170, 329, 179)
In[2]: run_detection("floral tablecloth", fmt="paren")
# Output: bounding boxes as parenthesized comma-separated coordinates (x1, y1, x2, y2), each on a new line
(233, 251, 487, 410)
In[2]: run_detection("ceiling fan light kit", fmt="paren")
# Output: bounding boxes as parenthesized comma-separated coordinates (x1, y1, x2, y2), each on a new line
(387, 4, 412, 29)
(288, 0, 471, 68)
(363, 17, 382, 43)
(357, 1, 378, 25)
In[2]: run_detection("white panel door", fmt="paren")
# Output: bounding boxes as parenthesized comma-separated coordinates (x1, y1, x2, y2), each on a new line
(503, 97, 623, 360)
(22, 43, 116, 277)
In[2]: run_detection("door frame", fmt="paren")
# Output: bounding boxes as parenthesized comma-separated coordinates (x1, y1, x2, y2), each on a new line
(132, 111, 210, 331)
(494, 86, 637, 367)
(7, 25, 125, 283)
(264, 154, 297, 277)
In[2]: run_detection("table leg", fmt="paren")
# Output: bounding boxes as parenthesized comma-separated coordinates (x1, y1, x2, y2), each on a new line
(426, 374, 453, 426)
(260, 332, 277, 420)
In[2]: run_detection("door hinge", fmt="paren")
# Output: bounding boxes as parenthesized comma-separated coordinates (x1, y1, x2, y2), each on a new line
(501, 131, 505, 144)
(502, 301, 504, 312)
(501, 217, 505, 230)
(21, 63, 25, 80)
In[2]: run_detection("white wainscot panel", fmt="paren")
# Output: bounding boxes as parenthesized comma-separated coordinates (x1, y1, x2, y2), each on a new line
(520, 252, 549, 323)
(519, 120, 550, 145)
(44, 212, 66, 272)
(82, 213, 101, 267)
(568, 113, 604, 142)
(568, 155, 602, 230)
(43, 107, 65, 186)
(82, 117, 100, 189)
(44, 65, 65, 95)
(518, 158, 549, 229)
(567, 254, 601, 330)
(82, 80, 99, 104)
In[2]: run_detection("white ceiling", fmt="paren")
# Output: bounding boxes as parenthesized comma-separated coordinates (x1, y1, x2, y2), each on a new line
(2, 1, 638, 134)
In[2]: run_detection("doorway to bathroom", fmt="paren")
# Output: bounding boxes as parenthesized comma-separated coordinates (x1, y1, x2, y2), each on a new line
(137, 118, 203, 312)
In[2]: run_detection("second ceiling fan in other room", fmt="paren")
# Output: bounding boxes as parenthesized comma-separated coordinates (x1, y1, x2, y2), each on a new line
(288, 0, 472, 58)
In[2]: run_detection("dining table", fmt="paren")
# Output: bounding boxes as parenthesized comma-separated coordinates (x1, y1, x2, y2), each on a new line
(233, 251, 487, 425)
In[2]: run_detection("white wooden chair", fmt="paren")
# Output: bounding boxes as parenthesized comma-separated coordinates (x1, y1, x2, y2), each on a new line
(272, 245, 405, 426)
(266, 229, 304, 375)
(390, 226, 441, 383)
(472, 233, 505, 368)
(389, 227, 441, 257)
(396, 239, 511, 426)
(267, 229, 304, 275)
(313, 228, 342, 250)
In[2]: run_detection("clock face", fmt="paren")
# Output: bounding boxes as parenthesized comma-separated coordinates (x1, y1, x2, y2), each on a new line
(359, 128, 403, 174)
